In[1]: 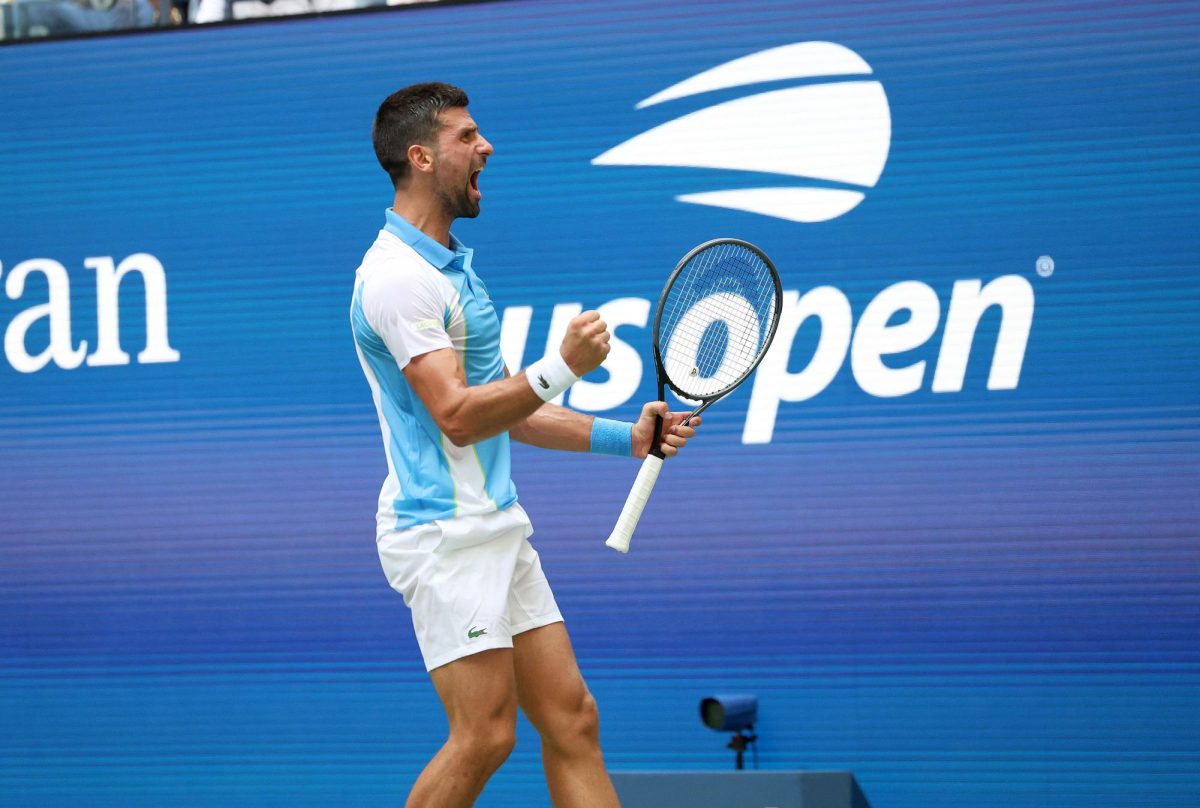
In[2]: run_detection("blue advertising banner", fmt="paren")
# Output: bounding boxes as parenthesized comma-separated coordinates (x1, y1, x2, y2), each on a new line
(2, 2, 1198, 805)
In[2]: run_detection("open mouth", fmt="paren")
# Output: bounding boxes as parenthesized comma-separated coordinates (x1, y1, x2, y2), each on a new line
(469, 168, 482, 197)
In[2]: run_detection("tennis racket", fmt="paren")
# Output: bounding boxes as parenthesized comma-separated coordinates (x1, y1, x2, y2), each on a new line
(605, 238, 783, 553)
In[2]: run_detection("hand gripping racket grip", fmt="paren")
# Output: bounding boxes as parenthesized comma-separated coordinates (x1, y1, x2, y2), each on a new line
(604, 455, 664, 553)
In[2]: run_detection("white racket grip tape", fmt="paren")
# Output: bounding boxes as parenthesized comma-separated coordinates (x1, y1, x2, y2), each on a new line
(604, 455, 664, 553)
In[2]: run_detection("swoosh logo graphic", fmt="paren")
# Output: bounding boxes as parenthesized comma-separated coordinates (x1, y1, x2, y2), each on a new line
(593, 42, 891, 223)
(635, 40, 875, 108)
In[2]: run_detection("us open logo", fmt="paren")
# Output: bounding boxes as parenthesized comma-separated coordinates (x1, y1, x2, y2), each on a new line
(512, 43, 1035, 443)
(592, 41, 891, 223)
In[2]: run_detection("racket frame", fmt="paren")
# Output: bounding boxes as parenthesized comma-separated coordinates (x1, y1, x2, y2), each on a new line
(646, 237, 784, 454)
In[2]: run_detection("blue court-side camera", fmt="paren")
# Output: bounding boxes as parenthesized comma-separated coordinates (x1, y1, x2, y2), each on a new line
(699, 694, 757, 731)
(699, 695, 758, 769)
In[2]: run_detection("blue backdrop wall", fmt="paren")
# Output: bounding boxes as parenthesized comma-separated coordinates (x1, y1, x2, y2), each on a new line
(2, 2, 1198, 805)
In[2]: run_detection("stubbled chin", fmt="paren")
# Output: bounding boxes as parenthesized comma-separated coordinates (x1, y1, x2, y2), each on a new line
(462, 192, 482, 218)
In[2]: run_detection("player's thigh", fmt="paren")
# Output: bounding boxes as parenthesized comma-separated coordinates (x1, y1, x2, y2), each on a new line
(512, 622, 595, 730)
(430, 647, 519, 734)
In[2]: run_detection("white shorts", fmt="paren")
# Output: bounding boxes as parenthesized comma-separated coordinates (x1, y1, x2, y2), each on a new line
(377, 508, 563, 671)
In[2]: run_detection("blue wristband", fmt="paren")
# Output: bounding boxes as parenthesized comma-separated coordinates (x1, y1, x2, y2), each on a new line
(590, 417, 634, 457)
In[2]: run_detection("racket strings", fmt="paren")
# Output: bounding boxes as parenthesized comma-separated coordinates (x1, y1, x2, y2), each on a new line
(667, 248, 765, 375)
(659, 242, 779, 399)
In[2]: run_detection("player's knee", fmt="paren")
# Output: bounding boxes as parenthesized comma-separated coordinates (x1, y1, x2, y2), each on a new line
(577, 692, 601, 740)
(545, 690, 602, 753)
(456, 721, 517, 771)
(485, 725, 518, 768)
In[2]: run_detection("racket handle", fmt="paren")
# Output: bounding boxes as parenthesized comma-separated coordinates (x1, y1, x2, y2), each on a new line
(605, 455, 664, 553)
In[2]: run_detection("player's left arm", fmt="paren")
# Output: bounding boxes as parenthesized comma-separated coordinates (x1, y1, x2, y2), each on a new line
(509, 400, 591, 451)
(505, 369, 698, 456)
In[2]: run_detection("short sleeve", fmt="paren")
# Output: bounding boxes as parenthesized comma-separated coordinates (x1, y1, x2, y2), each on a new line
(361, 265, 453, 370)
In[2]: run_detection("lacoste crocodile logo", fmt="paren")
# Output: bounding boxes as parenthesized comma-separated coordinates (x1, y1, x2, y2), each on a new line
(537, 374, 550, 390)
(468, 626, 488, 639)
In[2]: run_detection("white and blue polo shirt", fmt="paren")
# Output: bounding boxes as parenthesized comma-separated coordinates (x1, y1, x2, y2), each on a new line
(351, 209, 527, 539)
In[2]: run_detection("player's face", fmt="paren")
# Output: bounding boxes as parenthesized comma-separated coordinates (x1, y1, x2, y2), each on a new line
(432, 107, 493, 220)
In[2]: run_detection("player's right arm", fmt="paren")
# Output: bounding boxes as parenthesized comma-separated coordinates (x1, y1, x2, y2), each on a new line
(361, 263, 608, 446)
(404, 315, 608, 446)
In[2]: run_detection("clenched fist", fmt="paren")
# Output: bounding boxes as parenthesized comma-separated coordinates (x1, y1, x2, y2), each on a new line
(559, 310, 610, 376)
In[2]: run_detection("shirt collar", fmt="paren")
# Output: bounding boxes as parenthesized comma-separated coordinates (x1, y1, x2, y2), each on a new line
(383, 209, 473, 272)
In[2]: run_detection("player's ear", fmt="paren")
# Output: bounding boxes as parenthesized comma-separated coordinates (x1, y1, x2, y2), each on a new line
(407, 143, 435, 175)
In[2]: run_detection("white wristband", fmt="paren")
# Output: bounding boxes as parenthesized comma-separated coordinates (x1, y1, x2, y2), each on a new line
(525, 352, 580, 402)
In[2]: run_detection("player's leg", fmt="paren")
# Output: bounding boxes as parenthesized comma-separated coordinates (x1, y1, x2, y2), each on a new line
(381, 523, 528, 807)
(406, 647, 518, 808)
(513, 622, 620, 808)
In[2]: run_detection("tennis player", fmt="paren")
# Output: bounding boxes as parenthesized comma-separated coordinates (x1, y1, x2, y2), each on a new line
(351, 82, 699, 807)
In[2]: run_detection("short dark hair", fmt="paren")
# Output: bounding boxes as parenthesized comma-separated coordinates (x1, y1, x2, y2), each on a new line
(373, 82, 470, 188)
